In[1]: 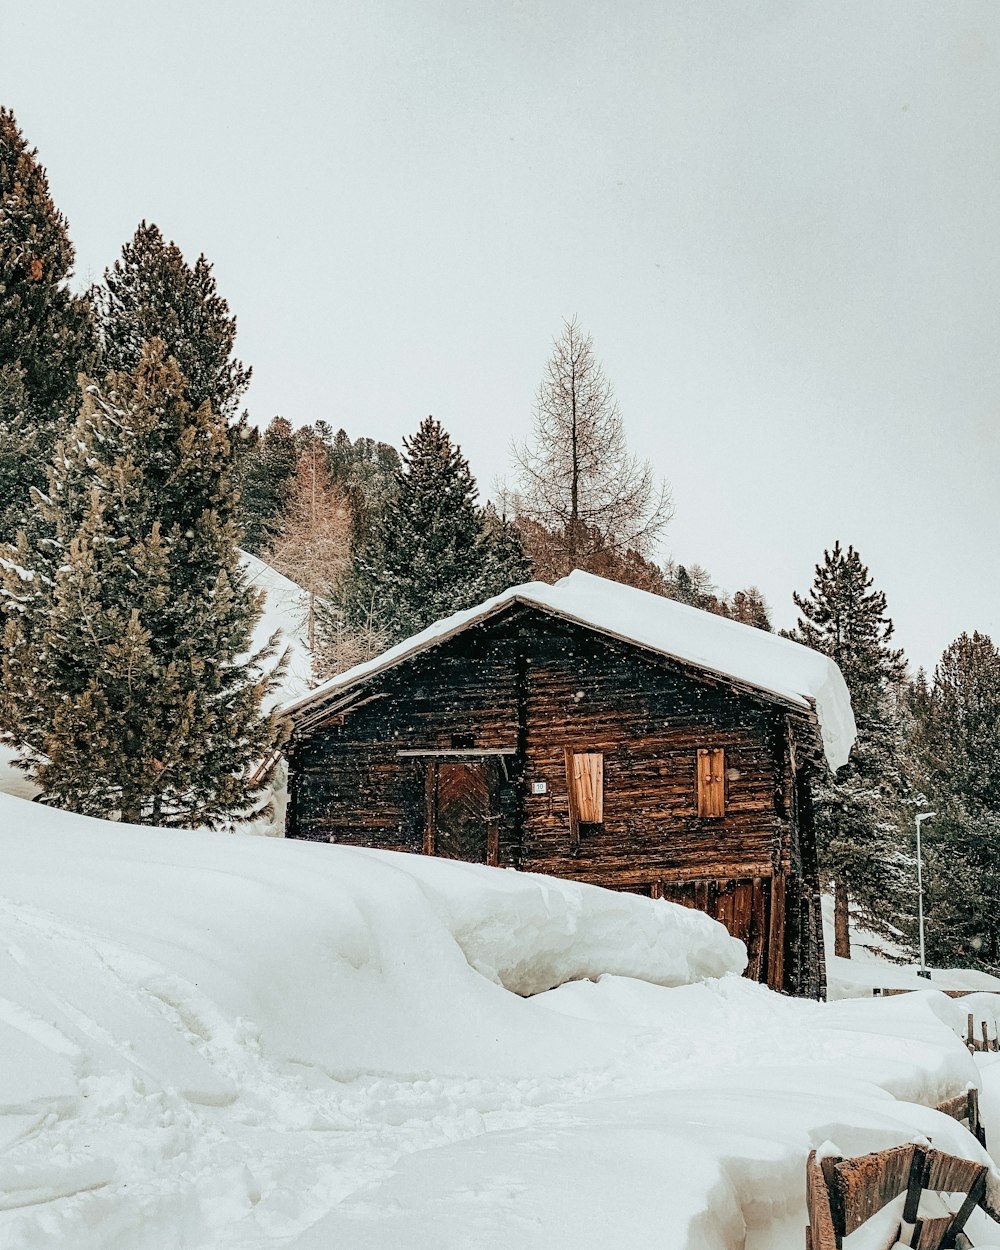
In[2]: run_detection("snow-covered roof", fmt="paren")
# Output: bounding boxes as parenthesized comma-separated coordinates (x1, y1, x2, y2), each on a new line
(285, 570, 856, 771)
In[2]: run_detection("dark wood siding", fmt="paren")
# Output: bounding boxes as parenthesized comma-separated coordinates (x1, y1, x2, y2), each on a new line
(286, 603, 825, 997)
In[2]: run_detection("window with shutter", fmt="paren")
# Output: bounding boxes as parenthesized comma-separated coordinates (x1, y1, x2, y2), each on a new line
(564, 750, 604, 849)
(697, 748, 726, 818)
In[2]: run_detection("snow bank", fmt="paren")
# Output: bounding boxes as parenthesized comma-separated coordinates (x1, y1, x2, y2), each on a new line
(2, 792, 998, 1250)
(822, 894, 1000, 1001)
(0, 796, 741, 1083)
(293, 978, 998, 1250)
(365, 848, 745, 995)
(285, 568, 856, 771)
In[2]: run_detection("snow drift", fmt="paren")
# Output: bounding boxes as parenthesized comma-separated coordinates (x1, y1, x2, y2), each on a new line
(0, 795, 742, 1087)
(2, 793, 999, 1250)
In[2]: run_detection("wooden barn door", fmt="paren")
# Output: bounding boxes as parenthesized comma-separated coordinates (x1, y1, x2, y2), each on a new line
(662, 877, 775, 985)
(714, 878, 771, 983)
(424, 761, 498, 865)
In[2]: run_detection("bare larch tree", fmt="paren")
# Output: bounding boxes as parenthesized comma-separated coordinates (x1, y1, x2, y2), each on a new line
(265, 434, 352, 653)
(512, 318, 672, 581)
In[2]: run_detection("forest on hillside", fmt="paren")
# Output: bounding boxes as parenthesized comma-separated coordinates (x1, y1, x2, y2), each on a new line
(2, 106, 999, 973)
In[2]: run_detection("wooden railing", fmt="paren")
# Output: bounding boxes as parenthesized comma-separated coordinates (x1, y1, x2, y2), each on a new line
(806, 1143, 989, 1250)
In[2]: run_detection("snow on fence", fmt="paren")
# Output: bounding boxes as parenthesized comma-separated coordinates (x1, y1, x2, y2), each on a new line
(935, 1087, 987, 1148)
(870, 988, 1000, 1055)
(805, 1142, 990, 1250)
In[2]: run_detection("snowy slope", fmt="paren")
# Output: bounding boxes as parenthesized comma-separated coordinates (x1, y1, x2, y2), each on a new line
(286, 569, 856, 771)
(239, 549, 313, 706)
(2, 793, 1000, 1249)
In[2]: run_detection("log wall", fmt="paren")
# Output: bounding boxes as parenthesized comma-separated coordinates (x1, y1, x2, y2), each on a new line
(286, 604, 825, 995)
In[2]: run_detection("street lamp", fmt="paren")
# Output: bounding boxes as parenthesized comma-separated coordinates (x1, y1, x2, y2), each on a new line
(915, 811, 936, 979)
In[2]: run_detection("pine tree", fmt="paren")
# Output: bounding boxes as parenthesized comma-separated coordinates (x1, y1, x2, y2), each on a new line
(327, 427, 401, 542)
(480, 501, 533, 592)
(0, 108, 95, 540)
(788, 542, 909, 956)
(512, 318, 672, 577)
(238, 415, 299, 553)
(663, 562, 725, 613)
(0, 340, 283, 827)
(94, 221, 249, 421)
(346, 416, 523, 644)
(908, 633, 1000, 967)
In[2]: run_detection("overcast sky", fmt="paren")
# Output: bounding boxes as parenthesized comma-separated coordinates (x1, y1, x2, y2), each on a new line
(3, 1, 998, 671)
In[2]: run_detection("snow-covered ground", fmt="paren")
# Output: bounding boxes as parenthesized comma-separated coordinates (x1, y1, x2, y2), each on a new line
(2, 793, 1000, 1249)
(240, 550, 312, 707)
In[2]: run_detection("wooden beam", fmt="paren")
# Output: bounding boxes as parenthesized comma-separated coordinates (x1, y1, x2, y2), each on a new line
(423, 764, 437, 856)
(564, 747, 581, 853)
(397, 748, 517, 758)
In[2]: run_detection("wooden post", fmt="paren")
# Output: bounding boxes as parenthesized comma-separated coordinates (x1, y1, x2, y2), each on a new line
(968, 1014, 976, 1051)
(564, 747, 581, 853)
(513, 648, 528, 870)
(767, 870, 785, 991)
(423, 763, 436, 856)
(833, 878, 850, 959)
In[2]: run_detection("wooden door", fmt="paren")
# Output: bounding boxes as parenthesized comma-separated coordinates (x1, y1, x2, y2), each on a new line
(428, 762, 492, 863)
(714, 878, 771, 982)
(662, 877, 773, 984)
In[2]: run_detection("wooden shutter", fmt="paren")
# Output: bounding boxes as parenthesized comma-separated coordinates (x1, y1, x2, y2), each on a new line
(697, 748, 725, 818)
(565, 750, 604, 849)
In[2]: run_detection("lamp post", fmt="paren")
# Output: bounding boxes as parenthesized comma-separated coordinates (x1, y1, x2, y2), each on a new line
(915, 811, 936, 979)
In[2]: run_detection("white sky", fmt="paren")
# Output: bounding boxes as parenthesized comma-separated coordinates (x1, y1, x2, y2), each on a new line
(3, 1, 998, 671)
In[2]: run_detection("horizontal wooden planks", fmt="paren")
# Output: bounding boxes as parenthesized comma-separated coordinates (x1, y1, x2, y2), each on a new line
(287, 606, 804, 988)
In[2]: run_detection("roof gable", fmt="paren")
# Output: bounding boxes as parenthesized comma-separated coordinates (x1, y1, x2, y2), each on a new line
(284, 570, 856, 770)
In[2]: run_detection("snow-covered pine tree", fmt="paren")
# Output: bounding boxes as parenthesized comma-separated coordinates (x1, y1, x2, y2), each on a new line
(346, 416, 527, 645)
(908, 633, 1000, 967)
(0, 108, 96, 541)
(238, 416, 299, 553)
(0, 341, 283, 827)
(788, 542, 909, 956)
(480, 501, 533, 592)
(95, 221, 250, 421)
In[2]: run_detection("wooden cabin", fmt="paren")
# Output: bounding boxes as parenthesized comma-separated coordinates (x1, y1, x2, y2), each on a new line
(283, 571, 856, 999)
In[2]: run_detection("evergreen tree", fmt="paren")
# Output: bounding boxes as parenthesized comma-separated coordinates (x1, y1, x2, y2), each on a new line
(327, 427, 401, 542)
(663, 562, 725, 613)
(908, 633, 1000, 968)
(346, 416, 525, 644)
(238, 415, 299, 553)
(94, 221, 249, 421)
(0, 340, 283, 827)
(0, 107, 95, 540)
(788, 542, 909, 956)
